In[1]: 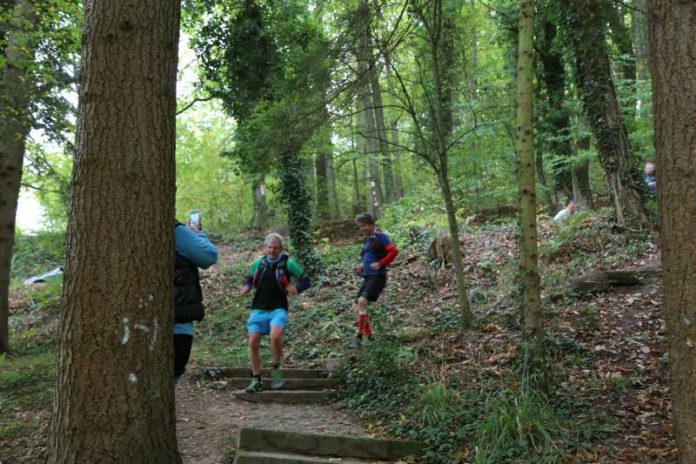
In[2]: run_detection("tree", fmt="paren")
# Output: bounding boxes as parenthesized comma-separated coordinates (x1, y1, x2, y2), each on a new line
(561, 0, 649, 229)
(0, 0, 37, 354)
(516, 0, 542, 366)
(650, 2, 696, 461)
(191, 0, 329, 271)
(383, 0, 473, 324)
(46, 0, 182, 461)
(0, 0, 78, 354)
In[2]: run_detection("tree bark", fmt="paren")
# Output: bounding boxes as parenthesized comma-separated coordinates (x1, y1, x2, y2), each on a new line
(650, 2, 696, 461)
(516, 0, 543, 365)
(0, 0, 38, 355)
(565, 0, 650, 229)
(46, 0, 182, 462)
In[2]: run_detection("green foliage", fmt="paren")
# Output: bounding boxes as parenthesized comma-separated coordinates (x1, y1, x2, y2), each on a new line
(337, 340, 416, 419)
(471, 388, 566, 463)
(10, 230, 65, 282)
(175, 103, 253, 233)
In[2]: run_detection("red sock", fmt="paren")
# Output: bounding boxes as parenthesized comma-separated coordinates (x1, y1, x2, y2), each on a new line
(363, 315, 372, 338)
(357, 313, 367, 336)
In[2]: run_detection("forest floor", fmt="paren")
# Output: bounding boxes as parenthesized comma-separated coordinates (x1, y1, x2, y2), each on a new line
(1, 212, 677, 463)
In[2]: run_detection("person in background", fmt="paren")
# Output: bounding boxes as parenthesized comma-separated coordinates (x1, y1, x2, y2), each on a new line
(348, 213, 399, 349)
(174, 220, 218, 386)
(644, 162, 657, 195)
(553, 200, 576, 222)
(239, 233, 311, 393)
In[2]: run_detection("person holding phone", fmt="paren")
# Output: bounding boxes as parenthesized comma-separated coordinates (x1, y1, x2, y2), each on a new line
(173, 213, 218, 386)
(189, 209, 201, 231)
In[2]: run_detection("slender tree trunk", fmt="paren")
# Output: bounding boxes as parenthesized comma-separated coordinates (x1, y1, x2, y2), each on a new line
(251, 175, 268, 229)
(357, 0, 382, 217)
(47, 0, 182, 461)
(368, 58, 394, 203)
(571, 136, 593, 210)
(352, 158, 362, 215)
(537, 19, 571, 208)
(650, 3, 696, 461)
(609, 3, 637, 130)
(0, 0, 37, 355)
(315, 152, 330, 220)
(390, 121, 404, 198)
(326, 151, 339, 219)
(438, 164, 472, 325)
(634, 0, 649, 82)
(517, 0, 542, 365)
(565, 0, 649, 229)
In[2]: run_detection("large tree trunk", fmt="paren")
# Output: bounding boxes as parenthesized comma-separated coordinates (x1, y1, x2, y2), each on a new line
(0, 0, 38, 355)
(251, 176, 268, 229)
(565, 0, 649, 229)
(516, 0, 543, 365)
(46, 0, 182, 462)
(650, 3, 696, 461)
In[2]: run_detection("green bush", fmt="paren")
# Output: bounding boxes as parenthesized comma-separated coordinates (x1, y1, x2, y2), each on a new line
(10, 230, 65, 282)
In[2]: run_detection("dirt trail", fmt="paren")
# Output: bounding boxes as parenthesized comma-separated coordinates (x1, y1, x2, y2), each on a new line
(175, 377, 371, 464)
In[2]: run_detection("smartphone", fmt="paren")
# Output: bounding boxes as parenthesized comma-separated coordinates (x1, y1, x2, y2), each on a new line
(189, 209, 201, 230)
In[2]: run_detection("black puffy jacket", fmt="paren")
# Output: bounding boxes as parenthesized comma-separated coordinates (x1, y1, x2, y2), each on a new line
(174, 254, 204, 323)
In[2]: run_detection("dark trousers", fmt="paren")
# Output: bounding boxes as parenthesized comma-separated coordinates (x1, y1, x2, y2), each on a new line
(174, 334, 193, 378)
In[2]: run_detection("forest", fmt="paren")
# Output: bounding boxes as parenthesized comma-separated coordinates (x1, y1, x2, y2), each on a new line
(1, 0, 695, 463)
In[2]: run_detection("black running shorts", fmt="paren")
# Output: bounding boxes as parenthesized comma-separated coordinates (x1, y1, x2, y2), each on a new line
(356, 274, 387, 302)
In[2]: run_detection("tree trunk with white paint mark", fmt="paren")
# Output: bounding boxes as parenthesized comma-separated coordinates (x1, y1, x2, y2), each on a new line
(650, 2, 696, 461)
(46, 0, 182, 462)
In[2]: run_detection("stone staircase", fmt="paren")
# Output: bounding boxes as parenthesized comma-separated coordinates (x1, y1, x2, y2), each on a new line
(202, 366, 425, 463)
(233, 427, 424, 464)
(206, 367, 339, 404)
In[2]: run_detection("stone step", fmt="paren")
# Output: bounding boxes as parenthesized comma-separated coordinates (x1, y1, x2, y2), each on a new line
(220, 378, 338, 391)
(234, 390, 337, 404)
(233, 450, 372, 464)
(237, 427, 424, 461)
(203, 367, 335, 380)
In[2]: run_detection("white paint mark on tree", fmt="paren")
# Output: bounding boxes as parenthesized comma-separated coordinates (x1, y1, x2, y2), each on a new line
(128, 373, 138, 383)
(135, 324, 149, 333)
(150, 319, 160, 352)
(121, 323, 130, 345)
